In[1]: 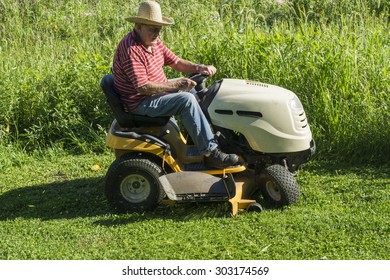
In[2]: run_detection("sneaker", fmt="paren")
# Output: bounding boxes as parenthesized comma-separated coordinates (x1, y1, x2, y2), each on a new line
(204, 148, 239, 169)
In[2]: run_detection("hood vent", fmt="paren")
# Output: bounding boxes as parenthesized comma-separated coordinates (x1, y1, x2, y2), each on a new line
(237, 111, 263, 118)
(245, 80, 269, 88)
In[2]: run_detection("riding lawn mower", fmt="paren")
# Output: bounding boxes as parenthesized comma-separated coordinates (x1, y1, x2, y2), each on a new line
(101, 73, 315, 216)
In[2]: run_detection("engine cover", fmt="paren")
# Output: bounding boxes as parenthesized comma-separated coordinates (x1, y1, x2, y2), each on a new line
(208, 79, 313, 153)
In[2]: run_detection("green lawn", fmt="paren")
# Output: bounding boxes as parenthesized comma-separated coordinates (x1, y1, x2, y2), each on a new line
(1, 0, 388, 262)
(0, 150, 388, 259)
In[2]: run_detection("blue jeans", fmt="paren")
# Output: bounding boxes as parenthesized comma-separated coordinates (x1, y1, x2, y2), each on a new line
(133, 91, 218, 155)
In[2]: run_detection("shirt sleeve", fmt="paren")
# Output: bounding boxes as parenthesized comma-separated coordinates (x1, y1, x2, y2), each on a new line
(162, 44, 179, 66)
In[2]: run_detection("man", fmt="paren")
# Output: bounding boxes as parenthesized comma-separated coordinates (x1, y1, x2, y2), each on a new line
(112, 0, 238, 169)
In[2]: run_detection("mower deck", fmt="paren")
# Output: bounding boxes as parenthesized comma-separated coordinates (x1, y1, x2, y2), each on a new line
(159, 171, 256, 216)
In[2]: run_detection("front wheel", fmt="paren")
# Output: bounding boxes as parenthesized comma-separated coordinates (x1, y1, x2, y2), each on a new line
(105, 156, 165, 213)
(258, 164, 300, 207)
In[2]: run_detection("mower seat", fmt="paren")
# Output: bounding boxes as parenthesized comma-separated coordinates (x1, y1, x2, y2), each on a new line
(101, 74, 169, 128)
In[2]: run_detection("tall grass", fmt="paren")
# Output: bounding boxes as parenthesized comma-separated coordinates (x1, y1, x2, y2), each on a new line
(0, 0, 389, 162)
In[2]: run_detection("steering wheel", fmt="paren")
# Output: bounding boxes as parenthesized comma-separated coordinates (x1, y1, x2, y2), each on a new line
(187, 73, 209, 85)
(187, 73, 209, 98)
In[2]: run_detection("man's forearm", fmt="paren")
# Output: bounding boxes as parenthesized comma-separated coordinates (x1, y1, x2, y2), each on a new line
(137, 81, 177, 96)
(170, 59, 202, 73)
(171, 59, 216, 76)
(136, 78, 196, 96)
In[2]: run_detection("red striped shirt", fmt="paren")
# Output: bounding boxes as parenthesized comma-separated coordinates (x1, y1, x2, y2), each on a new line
(112, 30, 179, 111)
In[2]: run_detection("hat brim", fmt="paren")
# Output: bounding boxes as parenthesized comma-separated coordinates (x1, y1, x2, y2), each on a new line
(125, 16, 174, 26)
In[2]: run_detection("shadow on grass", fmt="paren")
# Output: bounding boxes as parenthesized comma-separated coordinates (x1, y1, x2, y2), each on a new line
(0, 176, 266, 222)
(93, 196, 272, 227)
(0, 177, 110, 221)
(93, 203, 232, 227)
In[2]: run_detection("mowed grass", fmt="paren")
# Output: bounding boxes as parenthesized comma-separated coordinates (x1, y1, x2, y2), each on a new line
(0, 0, 389, 261)
(0, 148, 388, 259)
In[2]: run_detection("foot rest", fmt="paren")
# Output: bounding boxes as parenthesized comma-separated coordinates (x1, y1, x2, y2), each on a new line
(183, 163, 246, 174)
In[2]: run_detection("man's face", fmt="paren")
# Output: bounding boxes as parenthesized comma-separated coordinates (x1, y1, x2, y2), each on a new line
(136, 24, 162, 47)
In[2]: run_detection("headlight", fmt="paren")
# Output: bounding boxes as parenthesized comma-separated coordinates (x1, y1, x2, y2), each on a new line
(290, 95, 304, 111)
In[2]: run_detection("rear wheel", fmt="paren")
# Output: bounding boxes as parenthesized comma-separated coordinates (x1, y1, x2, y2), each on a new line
(258, 164, 299, 207)
(105, 155, 165, 213)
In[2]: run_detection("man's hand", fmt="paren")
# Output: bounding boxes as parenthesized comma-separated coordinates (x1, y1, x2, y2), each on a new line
(197, 64, 217, 76)
(170, 59, 217, 77)
(174, 77, 197, 91)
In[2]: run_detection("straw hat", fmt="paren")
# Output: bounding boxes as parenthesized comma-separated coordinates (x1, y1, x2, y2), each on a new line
(126, 1, 174, 26)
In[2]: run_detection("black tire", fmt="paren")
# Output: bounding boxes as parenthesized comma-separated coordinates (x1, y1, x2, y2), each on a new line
(258, 164, 299, 207)
(246, 202, 263, 213)
(105, 156, 165, 213)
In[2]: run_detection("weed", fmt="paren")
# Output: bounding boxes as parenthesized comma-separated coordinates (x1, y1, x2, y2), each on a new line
(0, 0, 389, 161)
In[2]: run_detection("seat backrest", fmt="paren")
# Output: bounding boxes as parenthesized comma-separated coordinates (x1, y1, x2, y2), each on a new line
(100, 74, 169, 128)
